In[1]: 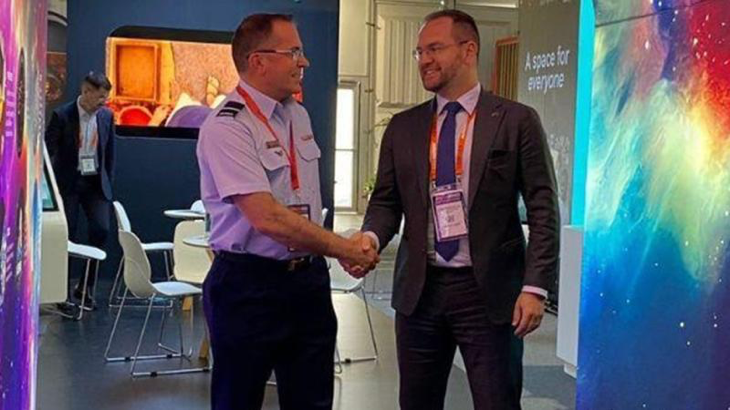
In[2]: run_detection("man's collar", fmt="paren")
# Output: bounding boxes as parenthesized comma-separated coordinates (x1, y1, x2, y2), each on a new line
(239, 79, 293, 121)
(76, 97, 94, 117)
(435, 82, 482, 116)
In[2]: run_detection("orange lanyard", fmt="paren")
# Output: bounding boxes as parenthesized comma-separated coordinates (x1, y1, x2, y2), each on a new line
(236, 86, 300, 191)
(429, 109, 476, 182)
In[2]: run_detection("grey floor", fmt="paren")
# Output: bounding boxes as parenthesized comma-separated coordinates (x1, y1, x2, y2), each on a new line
(36, 214, 575, 410)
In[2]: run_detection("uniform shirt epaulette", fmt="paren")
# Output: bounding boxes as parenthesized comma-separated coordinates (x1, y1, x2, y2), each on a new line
(216, 101, 246, 118)
(224, 101, 245, 110)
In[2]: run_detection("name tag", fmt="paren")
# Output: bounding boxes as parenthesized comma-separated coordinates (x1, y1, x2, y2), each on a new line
(79, 154, 98, 176)
(288, 204, 311, 220)
(431, 184, 468, 242)
(287, 204, 311, 252)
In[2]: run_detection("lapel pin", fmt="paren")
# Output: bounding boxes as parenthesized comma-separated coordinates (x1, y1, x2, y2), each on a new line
(491, 111, 500, 117)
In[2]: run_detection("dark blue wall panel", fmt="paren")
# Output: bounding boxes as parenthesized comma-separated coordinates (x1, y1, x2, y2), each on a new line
(66, 0, 338, 273)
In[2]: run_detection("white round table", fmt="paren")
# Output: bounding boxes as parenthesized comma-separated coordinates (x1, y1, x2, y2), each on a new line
(164, 209, 205, 220)
(183, 234, 209, 249)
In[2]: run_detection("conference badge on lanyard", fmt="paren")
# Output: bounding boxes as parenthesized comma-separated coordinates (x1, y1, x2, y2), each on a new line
(431, 183, 468, 242)
(428, 109, 474, 242)
(288, 204, 311, 221)
(79, 154, 98, 176)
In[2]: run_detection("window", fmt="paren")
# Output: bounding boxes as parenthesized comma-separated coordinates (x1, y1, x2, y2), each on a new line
(334, 84, 359, 210)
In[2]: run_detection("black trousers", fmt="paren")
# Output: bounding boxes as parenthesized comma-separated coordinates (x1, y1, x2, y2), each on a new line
(203, 252, 337, 410)
(62, 175, 110, 290)
(396, 266, 524, 410)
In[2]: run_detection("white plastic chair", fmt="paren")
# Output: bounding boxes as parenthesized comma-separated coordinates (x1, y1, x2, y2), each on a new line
(66, 241, 107, 320)
(190, 200, 205, 214)
(328, 258, 379, 373)
(364, 218, 403, 300)
(109, 201, 175, 307)
(172, 220, 211, 285)
(104, 230, 208, 377)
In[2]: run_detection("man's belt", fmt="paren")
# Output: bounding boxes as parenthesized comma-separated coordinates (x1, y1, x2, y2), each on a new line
(215, 251, 314, 273)
(283, 256, 313, 272)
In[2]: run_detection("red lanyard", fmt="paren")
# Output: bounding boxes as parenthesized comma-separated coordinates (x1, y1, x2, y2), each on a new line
(429, 109, 476, 182)
(236, 86, 300, 190)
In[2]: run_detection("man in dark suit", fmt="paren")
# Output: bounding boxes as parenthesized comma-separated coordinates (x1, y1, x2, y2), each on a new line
(45, 72, 115, 308)
(342, 10, 559, 410)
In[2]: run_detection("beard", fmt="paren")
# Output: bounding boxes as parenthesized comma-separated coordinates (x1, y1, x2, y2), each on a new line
(420, 59, 462, 93)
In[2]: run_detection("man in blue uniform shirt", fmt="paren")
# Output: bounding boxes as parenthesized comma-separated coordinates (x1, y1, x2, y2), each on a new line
(197, 13, 378, 410)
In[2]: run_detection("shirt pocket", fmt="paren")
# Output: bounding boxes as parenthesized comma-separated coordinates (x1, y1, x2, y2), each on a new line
(259, 145, 290, 174)
(295, 138, 321, 162)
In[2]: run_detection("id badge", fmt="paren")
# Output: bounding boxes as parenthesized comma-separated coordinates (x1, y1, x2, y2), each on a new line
(288, 204, 311, 252)
(79, 154, 98, 176)
(431, 184, 468, 242)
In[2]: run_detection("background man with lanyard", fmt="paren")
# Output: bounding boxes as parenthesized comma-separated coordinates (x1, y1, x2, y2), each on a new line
(197, 13, 378, 410)
(45, 72, 115, 309)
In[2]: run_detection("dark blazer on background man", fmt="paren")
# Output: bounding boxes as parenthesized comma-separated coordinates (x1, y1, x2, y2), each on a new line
(45, 100, 115, 200)
(363, 89, 560, 323)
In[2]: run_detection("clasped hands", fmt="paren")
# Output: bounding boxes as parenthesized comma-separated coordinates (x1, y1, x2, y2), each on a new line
(338, 232, 379, 278)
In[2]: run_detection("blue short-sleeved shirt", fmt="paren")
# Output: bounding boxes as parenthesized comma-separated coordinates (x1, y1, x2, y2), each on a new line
(196, 80, 323, 260)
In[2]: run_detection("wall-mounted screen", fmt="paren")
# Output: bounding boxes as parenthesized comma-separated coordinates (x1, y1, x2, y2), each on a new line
(105, 26, 302, 139)
(105, 27, 236, 139)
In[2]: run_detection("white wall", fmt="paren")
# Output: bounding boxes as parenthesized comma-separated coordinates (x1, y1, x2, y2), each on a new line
(48, 0, 66, 18)
(338, 0, 518, 213)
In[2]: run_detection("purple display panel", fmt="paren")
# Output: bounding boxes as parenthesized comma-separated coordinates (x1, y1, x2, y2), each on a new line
(0, 0, 47, 409)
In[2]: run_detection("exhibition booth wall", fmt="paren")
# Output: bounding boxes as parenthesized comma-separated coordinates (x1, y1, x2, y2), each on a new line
(0, 1, 47, 409)
(65, 0, 339, 257)
(578, 0, 730, 408)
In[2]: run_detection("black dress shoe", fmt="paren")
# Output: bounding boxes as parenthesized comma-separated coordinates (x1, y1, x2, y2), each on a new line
(54, 302, 79, 317)
(73, 287, 97, 310)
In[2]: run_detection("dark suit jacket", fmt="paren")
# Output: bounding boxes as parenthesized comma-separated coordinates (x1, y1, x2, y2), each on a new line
(363, 90, 560, 324)
(45, 100, 116, 201)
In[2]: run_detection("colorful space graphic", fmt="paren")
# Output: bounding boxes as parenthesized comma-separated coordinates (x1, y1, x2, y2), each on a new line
(0, 0, 47, 409)
(579, 0, 730, 408)
(594, 0, 706, 25)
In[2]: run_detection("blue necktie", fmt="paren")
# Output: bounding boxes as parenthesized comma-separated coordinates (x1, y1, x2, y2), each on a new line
(434, 101, 462, 261)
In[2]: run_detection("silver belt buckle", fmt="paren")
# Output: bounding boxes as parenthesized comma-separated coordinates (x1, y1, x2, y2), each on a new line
(287, 257, 307, 272)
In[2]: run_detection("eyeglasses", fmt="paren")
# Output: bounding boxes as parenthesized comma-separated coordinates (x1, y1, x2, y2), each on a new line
(251, 48, 306, 62)
(412, 41, 469, 61)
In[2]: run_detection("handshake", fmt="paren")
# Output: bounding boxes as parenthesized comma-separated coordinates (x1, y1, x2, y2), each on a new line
(337, 231, 380, 278)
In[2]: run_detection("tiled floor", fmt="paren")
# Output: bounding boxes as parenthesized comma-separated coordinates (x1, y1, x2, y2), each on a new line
(333, 213, 577, 410)
(36, 213, 576, 410)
